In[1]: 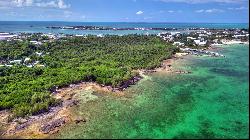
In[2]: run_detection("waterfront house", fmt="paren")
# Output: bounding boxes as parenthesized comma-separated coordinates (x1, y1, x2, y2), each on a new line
(0, 33, 17, 40)
(75, 34, 84, 37)
(97, 34, 104, 37)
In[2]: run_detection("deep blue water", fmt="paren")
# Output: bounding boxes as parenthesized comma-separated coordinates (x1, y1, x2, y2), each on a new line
(0, 21, 248, 35)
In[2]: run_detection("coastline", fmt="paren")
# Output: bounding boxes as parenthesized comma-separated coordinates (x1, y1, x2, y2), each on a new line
(221, 40, 249, 45)
(1, 42, 248, 138)
(0, 53, 185, 139)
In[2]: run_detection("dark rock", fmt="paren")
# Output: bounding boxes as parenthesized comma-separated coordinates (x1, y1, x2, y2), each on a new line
(40, 118, 65, 134)
(15, 122, 30, 131)
(63, 99, 79, 107)
(74, 117, 87, 124)
(118, 76, 142, 90)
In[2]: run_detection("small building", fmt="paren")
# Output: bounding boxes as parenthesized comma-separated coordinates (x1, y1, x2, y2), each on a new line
(5, 64, 13, 67)
(9, 60, 22, 64)
(233, 35, 246, 38)
(0, 33, 17, 40)
(194, 40, 201, 44)
(173, 42, 185, 46)
(35, 52, 43, 56)
(187, 37, 196, 40)
(75, 34, 84, 37)
(198, 41, 207, 46)
(24, 58, 31, 62)
(27, 65, 33, 68)
(97, 34, 104, 37)
(30, 41, 42, 45)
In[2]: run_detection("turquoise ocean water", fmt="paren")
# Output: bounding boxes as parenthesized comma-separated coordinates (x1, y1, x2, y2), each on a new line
(51, 44, 249, 139)
(0, 21, 248, 35)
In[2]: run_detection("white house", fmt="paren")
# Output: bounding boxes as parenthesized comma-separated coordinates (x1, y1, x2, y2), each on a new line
(27, 65, 33, 68)
(24, 57, 31, 62)
(233, 35, 246, 38)
(30, 41, 42, 45)
(171, 32, 181, 35)
(194, 40, 201, 44)
(198, 41, 207, 46)
(75, 34, 84, 37)
(187, 37, 196, 40)
(35, 52, 43, 56)
(10, 60, 22, 64)
(173, 42, 184, 46)
(5, 64, 13, 67)
(97, 34, 104, 37)
(0, 33, 17, 40)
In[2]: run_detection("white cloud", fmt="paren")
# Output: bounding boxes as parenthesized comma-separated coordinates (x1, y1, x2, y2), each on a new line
(205, 9, 224, 13)
(0, 0, 70, 9)
(228, 6, 248, 10)
(136, 11, 143, 15)
(168, 10, 174, 13)
(58, 0, 69, 9)
(36, 0, 70, 9)
(195, 9, 204, 13)
(36, 1, 57, 8)
(13, 0, 25, 7)
(159, 0, 247, 4)
(196, 8, 224, 13)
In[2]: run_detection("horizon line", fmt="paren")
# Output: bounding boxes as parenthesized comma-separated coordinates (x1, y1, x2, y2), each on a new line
(0, 20, 249, 24)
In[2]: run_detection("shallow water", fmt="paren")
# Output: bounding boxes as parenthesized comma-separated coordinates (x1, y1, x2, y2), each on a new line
(52, 44, 249, 139)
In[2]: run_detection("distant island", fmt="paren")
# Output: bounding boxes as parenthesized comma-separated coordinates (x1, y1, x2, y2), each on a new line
(46, 25, 179, 31)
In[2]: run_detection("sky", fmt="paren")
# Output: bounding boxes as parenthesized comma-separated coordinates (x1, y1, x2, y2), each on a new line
(0, 0, 249, 23)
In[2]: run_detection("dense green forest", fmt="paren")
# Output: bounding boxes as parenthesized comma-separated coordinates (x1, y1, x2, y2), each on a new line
(0, 35, 178, 118)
